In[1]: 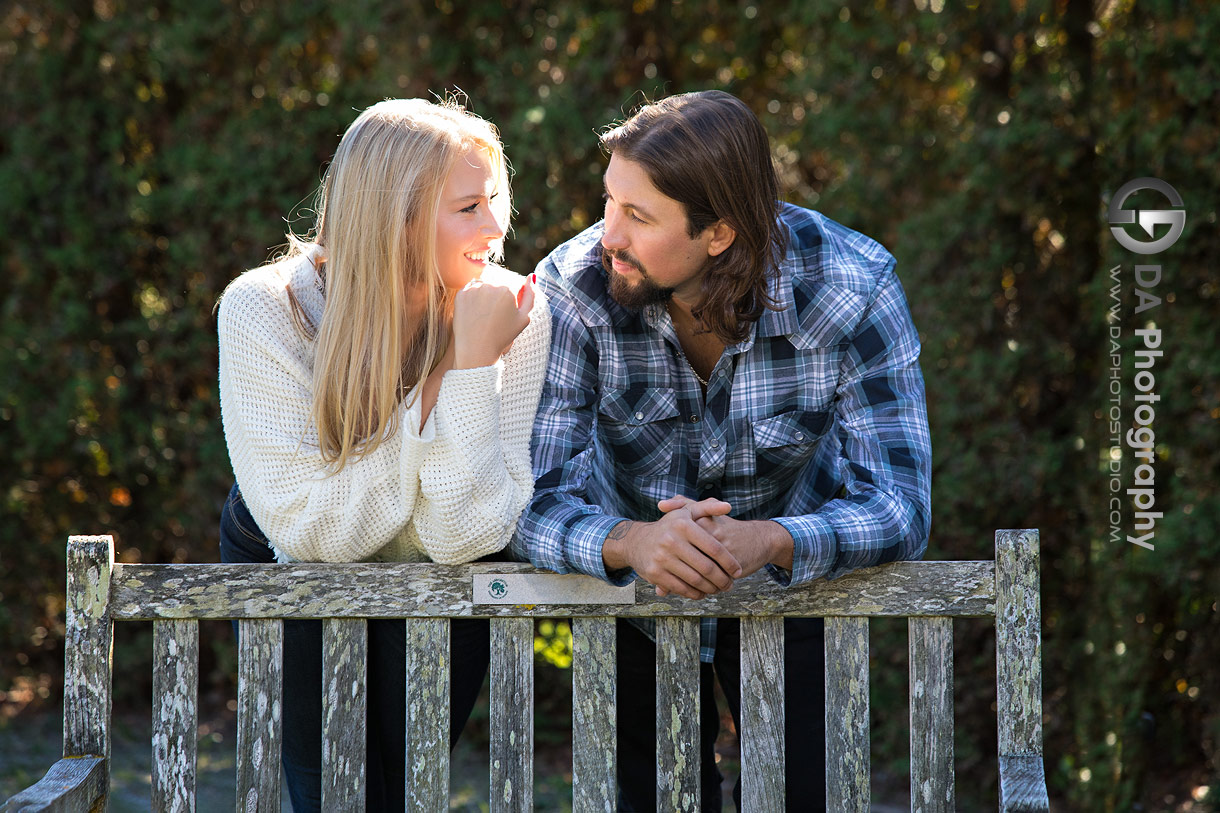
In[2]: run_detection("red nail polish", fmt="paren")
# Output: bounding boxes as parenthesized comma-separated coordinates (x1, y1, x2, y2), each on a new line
(530, 273, 537, 284)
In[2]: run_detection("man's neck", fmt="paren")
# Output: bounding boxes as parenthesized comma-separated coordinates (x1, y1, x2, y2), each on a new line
(666, 298, 724, 385)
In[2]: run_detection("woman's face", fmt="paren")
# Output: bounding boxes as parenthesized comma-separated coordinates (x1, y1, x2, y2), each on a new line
(434, 148, 505, 291)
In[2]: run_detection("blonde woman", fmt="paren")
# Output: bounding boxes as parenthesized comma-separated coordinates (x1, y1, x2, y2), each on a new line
(216, 98, 548, 811)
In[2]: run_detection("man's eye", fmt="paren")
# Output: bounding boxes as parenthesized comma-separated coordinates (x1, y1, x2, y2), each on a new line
(604, 193, 644, 223)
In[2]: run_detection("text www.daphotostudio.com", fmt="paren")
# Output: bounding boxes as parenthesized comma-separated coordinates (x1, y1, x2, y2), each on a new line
(1104, 177, 1186, 551)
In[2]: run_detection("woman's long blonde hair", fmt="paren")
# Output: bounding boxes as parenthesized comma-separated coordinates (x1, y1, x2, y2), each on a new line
(286, 97, 510, 470)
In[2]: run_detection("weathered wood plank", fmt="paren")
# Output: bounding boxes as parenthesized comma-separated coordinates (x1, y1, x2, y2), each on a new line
(998, 754, 1051, 812)
(490, 617, 533, 813)
(153, 619, 199, 812)
(405, 618, 449, 812)
(825, 615, 869, 811)
(995, 529, 1042, 758)
(909, 616, 954, 813)
(739, 616, 785, 811)
(236, 619, 283, 813)
(322, 618, 367, 812)
(656, 616, 700, 813)
(63, 536, 114, 765)
(572, 617, 616, 813)
(110, 561, 997, 620)
(0, 756, 107, 812)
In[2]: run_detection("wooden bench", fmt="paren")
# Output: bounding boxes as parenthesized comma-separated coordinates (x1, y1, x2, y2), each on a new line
(3, 529, 1050, 812)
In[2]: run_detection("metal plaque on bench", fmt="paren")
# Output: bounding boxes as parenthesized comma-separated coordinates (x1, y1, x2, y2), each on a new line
(473, 573, 636, 605)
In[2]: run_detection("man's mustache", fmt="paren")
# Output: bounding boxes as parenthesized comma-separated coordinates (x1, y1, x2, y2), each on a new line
(604, 248, 644, 273)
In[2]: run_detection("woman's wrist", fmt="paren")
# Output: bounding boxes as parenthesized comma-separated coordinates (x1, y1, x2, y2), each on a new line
(452, 343, 500, 369)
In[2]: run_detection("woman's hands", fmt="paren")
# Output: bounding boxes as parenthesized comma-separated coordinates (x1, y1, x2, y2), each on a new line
(452, 274, 536, 369)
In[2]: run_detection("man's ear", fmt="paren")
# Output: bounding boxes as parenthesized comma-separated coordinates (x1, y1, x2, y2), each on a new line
(707, 220, 737, 257)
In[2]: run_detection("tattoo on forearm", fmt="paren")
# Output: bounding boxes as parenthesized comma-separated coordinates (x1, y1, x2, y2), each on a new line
(608, 521, 633, 540)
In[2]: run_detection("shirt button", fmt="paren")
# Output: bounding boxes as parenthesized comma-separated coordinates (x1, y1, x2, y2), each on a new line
(795, 432, 804, 441)
(710, 439, 720, 448)
(689, 415, 700, 423)
(635, 411, 644, 421)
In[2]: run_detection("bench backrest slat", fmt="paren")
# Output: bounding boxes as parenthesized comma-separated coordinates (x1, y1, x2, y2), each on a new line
(405, 617, 451, 811)
(825, 615, 870, 811)
(490, 617, 534, 812)
(64, 536, 114, 764)
(236, 618, 283, 812)
(107, 560, 997, 619)
(152, 619, 199, 812)
(656, 616, 701, 812)
(571, 617, 616, 813)
(995, 529, 1042, 759)
(909, 615, 955, 812)
(739, 615, 786, 810)
(322, 618, 368, 811)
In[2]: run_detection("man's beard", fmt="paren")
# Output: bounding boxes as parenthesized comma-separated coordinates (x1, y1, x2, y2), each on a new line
(602, 248, 674, 310)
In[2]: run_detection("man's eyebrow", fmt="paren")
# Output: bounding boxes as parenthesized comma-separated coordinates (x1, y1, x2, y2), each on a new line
(602, 179, 655, 221)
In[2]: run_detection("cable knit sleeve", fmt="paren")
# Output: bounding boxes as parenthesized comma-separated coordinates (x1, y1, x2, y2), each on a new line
(218, 264, 432, 563)
(411, 284, 551, 563)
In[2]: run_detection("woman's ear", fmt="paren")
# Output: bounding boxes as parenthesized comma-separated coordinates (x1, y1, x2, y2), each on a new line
(707, 220, 736, 257)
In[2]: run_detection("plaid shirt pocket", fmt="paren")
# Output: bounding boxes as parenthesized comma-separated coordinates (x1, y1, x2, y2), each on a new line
(750, 409, 831, 483)
(597, 387, 681, 477)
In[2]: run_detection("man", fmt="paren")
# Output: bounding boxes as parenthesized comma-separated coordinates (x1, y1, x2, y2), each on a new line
(513, 90, 931, 810)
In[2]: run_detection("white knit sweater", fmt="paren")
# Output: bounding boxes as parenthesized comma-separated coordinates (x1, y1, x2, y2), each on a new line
(217, 252, 550, 564)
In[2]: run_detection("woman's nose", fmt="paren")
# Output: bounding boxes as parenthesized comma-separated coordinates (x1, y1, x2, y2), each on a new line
(480, 208, 506, 239)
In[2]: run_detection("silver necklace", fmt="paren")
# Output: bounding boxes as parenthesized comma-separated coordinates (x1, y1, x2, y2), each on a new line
(677, 348, 709, 387)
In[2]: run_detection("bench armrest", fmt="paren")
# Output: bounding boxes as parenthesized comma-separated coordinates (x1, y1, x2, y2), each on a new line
(1, 756, 107, 812)
(999, 754, 1050, 812)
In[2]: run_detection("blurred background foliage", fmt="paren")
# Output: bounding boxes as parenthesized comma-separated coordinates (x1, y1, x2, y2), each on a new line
(1, 0, 1217, 809)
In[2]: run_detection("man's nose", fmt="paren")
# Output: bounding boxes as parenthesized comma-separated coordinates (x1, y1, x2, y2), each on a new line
(601, 208, 627, 251)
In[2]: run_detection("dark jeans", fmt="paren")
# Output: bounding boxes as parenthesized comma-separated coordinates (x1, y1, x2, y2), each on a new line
(219, 483, 490, 813)
(615, 616, 826, 812)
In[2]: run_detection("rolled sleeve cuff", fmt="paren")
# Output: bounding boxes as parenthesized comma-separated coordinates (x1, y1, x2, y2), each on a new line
(565, 513, 637, 586)
(771, 514, 838, 585)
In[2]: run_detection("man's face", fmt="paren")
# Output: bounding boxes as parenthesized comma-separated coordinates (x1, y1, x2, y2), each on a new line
(600, 154, 719, 310)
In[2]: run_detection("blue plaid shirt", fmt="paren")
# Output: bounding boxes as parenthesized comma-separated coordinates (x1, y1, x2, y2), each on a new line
(512, 203, 931, 661)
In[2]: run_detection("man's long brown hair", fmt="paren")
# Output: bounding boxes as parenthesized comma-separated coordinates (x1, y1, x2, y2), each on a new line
(600, 90, 787, 344)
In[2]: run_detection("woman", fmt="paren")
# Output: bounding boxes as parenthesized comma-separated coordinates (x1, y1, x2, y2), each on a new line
(216, 98, 548, 811)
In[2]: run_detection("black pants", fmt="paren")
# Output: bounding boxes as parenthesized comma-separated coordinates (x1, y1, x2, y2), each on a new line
(615, 617, 826, 812)
(219, 483, 490, 813)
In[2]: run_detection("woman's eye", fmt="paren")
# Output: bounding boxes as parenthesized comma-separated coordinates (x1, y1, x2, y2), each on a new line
(460, 202, 479, 213)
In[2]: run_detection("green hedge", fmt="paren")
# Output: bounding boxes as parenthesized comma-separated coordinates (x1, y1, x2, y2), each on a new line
(2, 1, 1216, 808)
